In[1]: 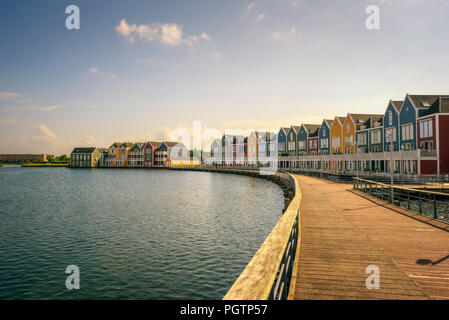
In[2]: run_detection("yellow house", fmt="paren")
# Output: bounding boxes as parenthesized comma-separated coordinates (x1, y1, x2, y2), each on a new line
(107, 142, 133, 167)
(330, 116, 345, 170)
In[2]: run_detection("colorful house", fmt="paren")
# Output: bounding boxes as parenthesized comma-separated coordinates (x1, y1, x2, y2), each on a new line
(296, 124, 319, 157)
(128, 142, 145, 167)
(286, 126, 300, 157)
(107, 142, 133, 167)
(155, 141, 186, 167)
(318, 120, 332, 155)
(417, 96, 449, 175)
(248, 132, 262, 167)
(143, 141, 162, 167)
(355, 117, 384, 172)
(98, 148, 108, 167)
(398, 95, 439, 174)
(330, 117, 345, 170)
(70, 147, 101, 168)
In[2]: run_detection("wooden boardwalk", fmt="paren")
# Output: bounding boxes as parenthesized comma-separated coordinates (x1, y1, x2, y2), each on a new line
(293, 175, 449, 300)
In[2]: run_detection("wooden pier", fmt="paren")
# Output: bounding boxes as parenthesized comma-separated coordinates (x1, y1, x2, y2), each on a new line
(293, 174, 449, 299)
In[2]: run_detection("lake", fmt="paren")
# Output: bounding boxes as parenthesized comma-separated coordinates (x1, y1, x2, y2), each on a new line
(0, 166, 284, 299)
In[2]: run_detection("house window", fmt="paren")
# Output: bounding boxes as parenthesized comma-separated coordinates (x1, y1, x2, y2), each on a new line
(419, 119, 433, 138)
(401, 123, 414, 141)
(388, 111, 393, 126)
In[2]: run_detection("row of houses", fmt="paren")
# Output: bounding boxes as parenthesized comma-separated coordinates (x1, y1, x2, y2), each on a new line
(209, 94, 449, 176)
(70, 94, 449, 175)
(70, 141, 199, 168)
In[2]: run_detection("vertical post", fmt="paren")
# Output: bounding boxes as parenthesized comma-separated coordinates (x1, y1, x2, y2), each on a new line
(433, 194, 437, 219)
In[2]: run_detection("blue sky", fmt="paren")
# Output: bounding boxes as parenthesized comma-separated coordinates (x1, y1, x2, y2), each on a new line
(1, 0, 449, 154)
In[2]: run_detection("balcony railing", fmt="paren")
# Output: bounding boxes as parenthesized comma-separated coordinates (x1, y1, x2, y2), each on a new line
(420, 149, 437, 157)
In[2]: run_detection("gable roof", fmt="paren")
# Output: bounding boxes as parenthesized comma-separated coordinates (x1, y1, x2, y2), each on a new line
(407, 95, 446, 110)
(422, 96, 449, 116)
(390, 100, 403, 113)
(323, 119, 333, 128)
(302, 124, 321, 135)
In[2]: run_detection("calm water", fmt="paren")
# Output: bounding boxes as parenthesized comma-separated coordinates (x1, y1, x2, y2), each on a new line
(0, 166, 283, 299)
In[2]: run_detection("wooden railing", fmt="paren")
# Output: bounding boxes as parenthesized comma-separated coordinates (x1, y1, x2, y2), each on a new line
(223, 172, 301, 300)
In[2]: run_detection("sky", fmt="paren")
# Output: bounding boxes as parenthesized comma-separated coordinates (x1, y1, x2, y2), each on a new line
(1, 0, 449, 155)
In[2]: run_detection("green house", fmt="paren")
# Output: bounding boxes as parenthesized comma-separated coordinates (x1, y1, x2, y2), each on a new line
(70, 147, 101, 168)
(286, 126, 300, 156)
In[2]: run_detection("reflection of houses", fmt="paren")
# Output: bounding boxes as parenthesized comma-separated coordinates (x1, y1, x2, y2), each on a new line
(107, 142, 133, 167)
(70, 147, 101, 168)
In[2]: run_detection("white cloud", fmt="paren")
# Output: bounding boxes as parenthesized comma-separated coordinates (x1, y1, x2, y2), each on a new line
(273, 27, 297, 40)
(32, 124, 60, 143)
(115, 19, 211, 47)
(0, 92, 21, 101)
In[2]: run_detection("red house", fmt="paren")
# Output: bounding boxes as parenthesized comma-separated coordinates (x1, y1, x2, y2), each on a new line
(417, 97, 449, 175)
(143, 141, 162, 167)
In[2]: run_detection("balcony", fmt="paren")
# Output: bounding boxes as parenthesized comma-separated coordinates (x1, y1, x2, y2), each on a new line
(420, 149, 437, 158)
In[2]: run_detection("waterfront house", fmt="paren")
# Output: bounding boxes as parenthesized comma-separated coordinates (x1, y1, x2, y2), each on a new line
(417, 96, 449, 175)
(233, 135, 246, 166)
(277, 127, 290, 168)
(248, 132, 262, 167)
(128, 142, 145, 167)
(70, 147, 101, 168)
(330, 117, 345, 170)
(0, 154, 49, 163)
(398, 95, 439, 174)
(286, 126, 300, 158)
(297, 125, 320, 156)
(317, 120, 332, 170)
(107, 142, 133, 167)
(143, 141, 162, 167)
(99, 148, 108, 167)
(210, 138, 222, 166)
(342, 114, 383, 172)
(155, 141, 186, 167)
(355, 117, 384, 173)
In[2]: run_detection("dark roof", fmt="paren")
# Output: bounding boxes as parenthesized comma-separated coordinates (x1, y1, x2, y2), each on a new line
(408, 95, 446, 110)
(390, 100, 403, 113)
(422, 97, 449, 116)
(71, 147, 97, 154)
(323, 119, 333, 127)
(302, 124, 321, 135)
(98, 148, 108, 153)
(290, 125, 301, 133)
(110, 142, 133, 148)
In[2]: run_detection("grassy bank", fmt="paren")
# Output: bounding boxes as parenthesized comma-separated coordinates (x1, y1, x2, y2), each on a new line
(22, 162, 69, 167)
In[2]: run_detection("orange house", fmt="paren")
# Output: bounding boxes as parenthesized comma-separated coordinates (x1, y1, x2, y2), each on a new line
(330, 116, 345, 170)
(342, 114, 383, 155)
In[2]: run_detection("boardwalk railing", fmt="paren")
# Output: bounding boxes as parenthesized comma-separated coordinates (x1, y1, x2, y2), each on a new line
(223, 172, 301, 300)
(353, 177, 449, 223)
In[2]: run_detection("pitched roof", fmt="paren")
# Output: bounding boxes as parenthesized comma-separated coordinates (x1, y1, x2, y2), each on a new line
(407, 95, 447, 110)
(71, 147, 97, 154)
(323, 119, 333, 127)
(302, 124, 321, 134)
(390, 100, 403, 113)
(422, 96, 449, 116)
(290, 125, 301, 133)
(147, 141, 163, 148)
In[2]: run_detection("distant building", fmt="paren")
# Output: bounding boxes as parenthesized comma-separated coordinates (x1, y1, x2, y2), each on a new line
(143, 141, 162, 167)
(98, 148, 108, 167)
(0, 154, 49, 162)
(155, 141, 186, 166)
(70, 147, 101, 168)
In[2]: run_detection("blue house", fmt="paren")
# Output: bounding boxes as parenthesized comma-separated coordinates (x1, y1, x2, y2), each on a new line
(383, 100, 402, 152)
(399, 95, 439, 151)
(318, 119, 332, 155)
